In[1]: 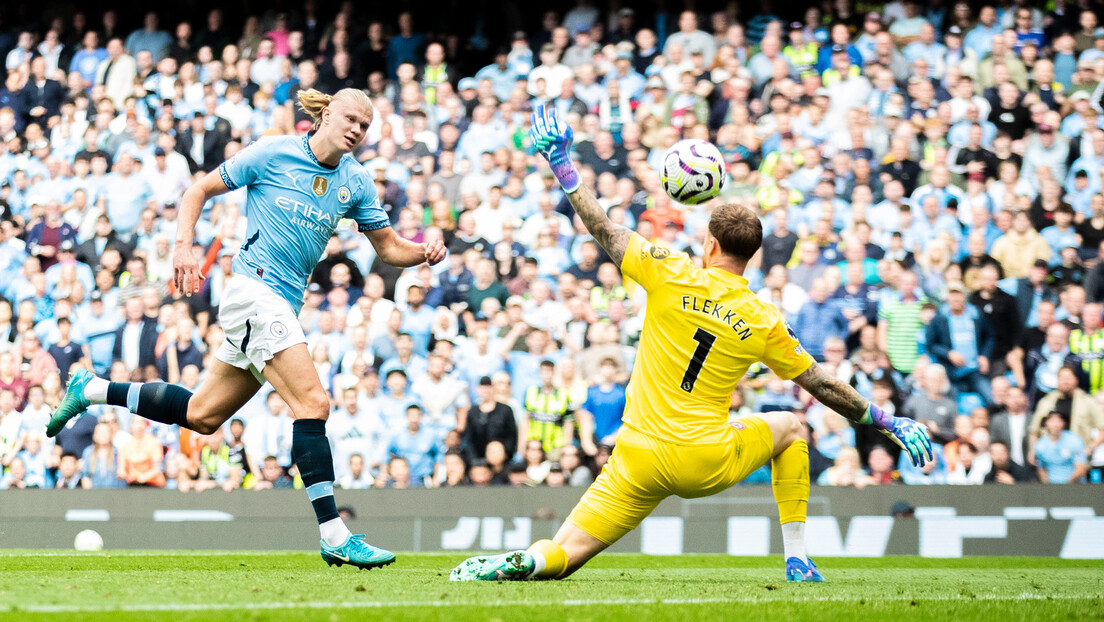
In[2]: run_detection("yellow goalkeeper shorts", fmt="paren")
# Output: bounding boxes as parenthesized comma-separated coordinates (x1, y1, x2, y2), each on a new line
(567, 416, 775, 545)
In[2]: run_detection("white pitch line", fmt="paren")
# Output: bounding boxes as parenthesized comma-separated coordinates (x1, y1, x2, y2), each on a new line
(10, 593, 1101, 614)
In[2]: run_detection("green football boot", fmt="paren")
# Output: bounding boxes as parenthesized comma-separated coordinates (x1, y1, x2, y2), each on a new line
(46, 368, 94, 437)
(449, 550, 536, 581)
(320, 534, 396, 570)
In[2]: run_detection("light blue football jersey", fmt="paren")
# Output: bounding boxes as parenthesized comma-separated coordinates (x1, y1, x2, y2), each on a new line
(218, 134, 389, 313)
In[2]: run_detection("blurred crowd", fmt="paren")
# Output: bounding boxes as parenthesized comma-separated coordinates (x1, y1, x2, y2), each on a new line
(0, 0, 1102, 492)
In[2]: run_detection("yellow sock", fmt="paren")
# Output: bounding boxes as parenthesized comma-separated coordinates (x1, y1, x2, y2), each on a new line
(771, 438, 809, 525)
(527, 539, 569, 579)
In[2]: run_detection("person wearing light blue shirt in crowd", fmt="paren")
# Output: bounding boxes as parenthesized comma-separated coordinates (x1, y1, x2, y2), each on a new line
(904, 24, 947, 78)
(1035, 411, 1088, 484)
(69, 31, 108, 88)
(747, 35, 787, 87)
(1040, 204, 1079, 263)
(103, 154, 154, 236)
(387, 404, 443, 486)
(506, 32, 533, 77)
(125, 12, 173, 62)
(79, 292, 119, 375)
(898, 443, 948, 484)
(789, 278, 849, 361)
(947, 117, 996, 148)
(579, 358, 625, 446)
(475, 50, 521, 103)
(504, 327, 559, 405)
(379, 333, 429, 381)
(964, 6, 1003, 57)
(377, 369, 422, 430)
(605, 51, 645, 101)
(909, 167, 967, 214)
(400, 284, 437, 354)
(455, 106, 508, 167)
(908, 194, 963, 244)
(1064, 170, 1098, 217)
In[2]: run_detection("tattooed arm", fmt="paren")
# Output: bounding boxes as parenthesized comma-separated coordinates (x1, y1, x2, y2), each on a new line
(564, 184, 634, 266)
(791, 363, 870, 425)
(529, 102, 632, 265)
(793, 362, 935, 467)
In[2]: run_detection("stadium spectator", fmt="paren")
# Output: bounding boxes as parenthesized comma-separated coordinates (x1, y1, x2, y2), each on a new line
(984, 441, 1034, 484)
(1034, 411, 1089, 484)
(386, 404, 442, 487)
(989, 385, 1033, 467)
(116, 417, 165, 487)
(462, 376, 518, 463)
(80, 422, 123, 488)
(338, 454, 374, 490)
(1030, 365, 1104, 460)
(520, 359, 574, 456)
(112, 298, 157, 378)
(790, 278, 848, 361)
(251, 455, 294, 490)
(244, 391, 294, 470)
(926, 283, 995, 405)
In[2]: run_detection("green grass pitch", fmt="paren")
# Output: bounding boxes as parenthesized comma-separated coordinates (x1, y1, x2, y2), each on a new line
(0, 552, 1101, 621)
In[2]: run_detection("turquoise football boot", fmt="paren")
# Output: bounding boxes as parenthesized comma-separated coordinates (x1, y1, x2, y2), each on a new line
(449, 550, 536, 581)
(786, 556, 826, 582)
(46, 368, 94, 437)
(320, 534, 396, 570)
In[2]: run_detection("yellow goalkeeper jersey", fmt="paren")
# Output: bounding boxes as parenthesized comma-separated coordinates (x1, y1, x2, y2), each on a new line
(619, 233, 815, 444)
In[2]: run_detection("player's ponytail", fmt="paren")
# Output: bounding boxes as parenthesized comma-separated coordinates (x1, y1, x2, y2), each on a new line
(296, 88, 374, 131)
(297, 88, 334, 129)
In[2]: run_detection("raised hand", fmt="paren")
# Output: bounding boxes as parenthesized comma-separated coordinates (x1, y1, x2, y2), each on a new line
(529, 103, 580, 193)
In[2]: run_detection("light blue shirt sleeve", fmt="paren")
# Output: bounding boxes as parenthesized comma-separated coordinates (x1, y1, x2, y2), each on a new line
(218, 137, 273, 190)
(344, 171, 390, 233)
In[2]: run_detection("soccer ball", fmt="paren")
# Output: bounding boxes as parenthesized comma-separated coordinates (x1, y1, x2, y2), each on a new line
(74, 529, 104, 551)
(660, 139, 726, 205)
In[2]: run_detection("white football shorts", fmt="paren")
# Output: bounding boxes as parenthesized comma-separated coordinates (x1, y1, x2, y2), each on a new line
(214, 275, 307, 383)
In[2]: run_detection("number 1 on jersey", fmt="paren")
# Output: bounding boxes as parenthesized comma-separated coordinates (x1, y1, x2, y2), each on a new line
(681, 328, 717, 392)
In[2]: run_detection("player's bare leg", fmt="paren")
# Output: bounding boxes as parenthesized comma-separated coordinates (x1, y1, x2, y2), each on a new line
(185, 359, 264, 432)
(264, 344, 395, 569)
(541, 520, 609, 578)
(757, 411, 822, 582)
(48, 358, 259, 437)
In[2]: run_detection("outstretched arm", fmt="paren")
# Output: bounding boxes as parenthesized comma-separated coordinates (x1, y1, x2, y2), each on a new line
(564, 185, 633, 266)
(792, 364, 872, 424)
(792, 363, 934, 467)
(174, 171, 231, 294)
(530, 102, 632, 265)
(365, 226, 446, 268)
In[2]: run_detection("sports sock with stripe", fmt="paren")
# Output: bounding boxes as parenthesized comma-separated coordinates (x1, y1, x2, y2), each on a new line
(772, 438, 810, 563)
(100, 381, 192, 428)
(293, 418, 351, 547)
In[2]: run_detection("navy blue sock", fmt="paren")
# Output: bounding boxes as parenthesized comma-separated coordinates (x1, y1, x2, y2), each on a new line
(106, 382, 191, 428)
(292, 418, 339, 524)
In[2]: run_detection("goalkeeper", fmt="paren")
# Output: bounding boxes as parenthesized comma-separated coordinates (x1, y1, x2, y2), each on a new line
(450, 105, 932, 583)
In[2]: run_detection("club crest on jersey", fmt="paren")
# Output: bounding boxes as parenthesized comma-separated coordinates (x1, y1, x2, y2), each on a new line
(270, 321, 288, 338)
(642, 243, 670, 260)
(312, 176, 328, 197)
(337, 186, 351, 204)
